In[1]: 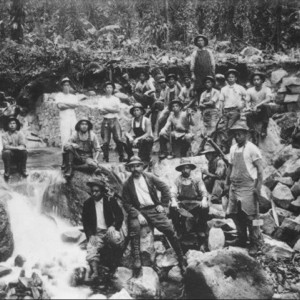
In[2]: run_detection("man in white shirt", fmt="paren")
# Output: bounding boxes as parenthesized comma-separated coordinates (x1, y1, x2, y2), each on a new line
(99, 81, 125, 163)
(82, 178, 124, 281)
(225, 120, 264, 256)
(122, 156, 186, 277)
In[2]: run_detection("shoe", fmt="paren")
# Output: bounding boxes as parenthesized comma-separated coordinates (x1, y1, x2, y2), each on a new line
(20, 171, 29, 178)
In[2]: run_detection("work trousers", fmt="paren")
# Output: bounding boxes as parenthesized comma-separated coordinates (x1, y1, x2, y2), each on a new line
(126, 137, 154, 164)
(159, 134, 192, 158)
(2, 149, 27, 175)
(223, 107, 240, 153)
(204, 177, 225, 204)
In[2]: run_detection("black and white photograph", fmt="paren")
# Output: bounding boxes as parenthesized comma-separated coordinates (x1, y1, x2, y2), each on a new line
(0, 0, 300, 299)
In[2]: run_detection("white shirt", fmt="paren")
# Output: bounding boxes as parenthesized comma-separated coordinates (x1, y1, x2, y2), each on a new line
(55, 92, 80, 120)
(99, 95, 121, 119)
(133, 176, 154, 208)
(219, 84, 246, 109)
(229, 141, 262, 180)
(95, 200, 107, 230)
(246, 86, 272, 108)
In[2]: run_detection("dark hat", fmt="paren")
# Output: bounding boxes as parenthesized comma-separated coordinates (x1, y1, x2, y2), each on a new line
(250, 71, 266, 83)
(104, 81, 115, 89)
(126, 156, 144, 167)
(175, 158, 197, 172)
(86, 177, 107, 189)
(226, 69, 239, 78)
(229, 120, 249, 132)
(203, 75, 215, 84)
(60, 77, 71, 85)
(194, 34, 208, 46)
(167, 73, 177, 81)
(168, 99, 183, 111)
(4, 117, 21, 131)
(75, 119, 93, 131)
(129, 103, 146, 116)
(199, 143, 216, 155)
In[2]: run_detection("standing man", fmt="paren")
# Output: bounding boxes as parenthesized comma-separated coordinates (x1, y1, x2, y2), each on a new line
(100, 81, 125, 163)
(82, 178, 124, 280)
(219, 69, 247, 153)
(159, 100, 194, 159)
(63, 119, 101, 178)
(199, 76, 220, 135)
(54, 77, 86, 147)
(170, 158, 209, 242)
(125, 103, 154, 165)
(122, 156, 186, 277)
(2, 117, 27, 181)
(225, 120, 264, 255)
(178, 75, 196, 109)
(190, 34, 215, 99)
(245, 72, 273, 142)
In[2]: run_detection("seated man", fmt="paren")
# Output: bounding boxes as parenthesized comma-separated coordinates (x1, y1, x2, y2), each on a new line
(125, 103, 154, 165)
(170, 159, 209, 242)
(159, 99, 194, 159)
(63, 119, 100, 179)
(134, 72, 156, 109)
(200, 143, 227, 204)
(2, 117, 28, 181)
(178, 75, 196, 109)
(244, 71, 273, 143)
(122, 156, 186, 277)
(82, 178, 124, 280)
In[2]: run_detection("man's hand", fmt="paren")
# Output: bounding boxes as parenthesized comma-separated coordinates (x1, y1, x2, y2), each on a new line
(202, 198, 208, 208)
(156, 205, 164, 213)
(89, 235, 98, 246)
(107, 226, 116, 240)
(138, 214, 148, 225)
(133, 138, 139, 147)
(171, 198, 179, 209)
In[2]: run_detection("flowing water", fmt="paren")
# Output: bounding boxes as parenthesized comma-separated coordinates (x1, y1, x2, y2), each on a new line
(1, 170, 93, 299)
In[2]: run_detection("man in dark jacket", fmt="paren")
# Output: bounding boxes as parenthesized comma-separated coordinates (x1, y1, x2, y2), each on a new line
(82, 178, 124, 280)
(122, 156, 186, 277)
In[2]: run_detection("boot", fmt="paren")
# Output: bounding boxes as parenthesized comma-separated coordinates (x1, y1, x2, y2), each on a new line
(116, 142, 125, 162)
(131, 236, 142, 278)
(19, 151, 28, 178)
(89, 261, 99, 281)
(61, 152, 68, 171)
(101, 144, 109, 162)
(167, 234, 187, 276)
(2, 151, 11, 181)
(64, 152, 74, 179)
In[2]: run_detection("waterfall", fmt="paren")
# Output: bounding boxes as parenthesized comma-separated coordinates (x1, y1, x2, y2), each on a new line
(2, 170, 92, 299)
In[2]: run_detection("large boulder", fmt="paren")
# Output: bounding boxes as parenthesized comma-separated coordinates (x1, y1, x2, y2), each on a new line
(185, 247, 273, 299)
(262, 235, 294, 260)
(263, 166, 281, 190)
(0, 198, 14, 262)
(274, 218, 300, 247)
(272, 145, 300, 169)
(259, 185, 272, 213)
(291, 180, 300, 198)
(271, 69, 288, 85)
(278, 158, 300, 181)
(272, 183, 294, 210)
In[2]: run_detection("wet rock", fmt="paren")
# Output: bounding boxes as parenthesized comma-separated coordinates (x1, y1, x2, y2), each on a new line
(290, 197, 300, 212)
(0, 266, 12, 277)
(14, 255, 26, 267)
(271, 69, 288, 85)
(274, 177, 294, 187)
(61, 229, 83, 243)
(208, 227, 225, 251)
(262, 235, 294, 260)
(156, 248, 178, 268)
(291, 180, 300, 198)
(272, 145, 300, 169)
(109, 289, 132, 299)
(185, 247, 273, 299)
(272, 183, 294, 209)
(279, 158, 300, 181)
(274, 218, 300, 247)
(113, 267, 160, 299)
(260, 211, 277, 236)
(0, 199, 14, 262)
(168, 266, 183, 283)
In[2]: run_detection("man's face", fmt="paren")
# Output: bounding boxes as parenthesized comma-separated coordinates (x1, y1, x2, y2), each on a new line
(130, 163, 143, 177)
(172, 103, 181, 113)
(8, 120, 17, 131)
(253, 75, 263, 87)
(205, 80, 213, 89)
(234, 130, 247, 145)
(227, 74, 237, 85)
(133, 108, 142, 118)
(91, 185, 104, 201)
(168, 78, 175, 87)
(160, 81, 167, 89)
(184, 78, 191, 87)
(123, 73, 129, 81)
(105, 85, 114, 95)
(196, 38, 205, 48)
(140, 74, 146, 82)
(182, 166, 192, 178)
(62, 82, 70, 94)
(79, 121, 89, 133)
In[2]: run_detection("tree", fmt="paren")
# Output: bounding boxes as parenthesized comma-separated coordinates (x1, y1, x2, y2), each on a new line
(10, 0, 25, 43)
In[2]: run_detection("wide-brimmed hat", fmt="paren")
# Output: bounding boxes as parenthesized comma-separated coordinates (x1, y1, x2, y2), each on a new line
(86, 177, 107, 190)
(168, 99, 183, 111)
(226, 69, 239, 78)
(203, 75, 215, 84)
(199, 143, 216, 155)
(157, 77, 166, 83)
(126, 156, 144, 167)
(104, 81, 115, 89)
(60, 77, 71, 85)
(75, 119, 93, 131)
(250, 71, 266, 83)
(229, 120, 249, 132)
(4, 117, 21, 131)
(215, 74, 225, 81)
(194, 34, 208, 46)
(129, 103, 146, 116)
(175, 158, 197, 172)
(167, 73, 177, 81)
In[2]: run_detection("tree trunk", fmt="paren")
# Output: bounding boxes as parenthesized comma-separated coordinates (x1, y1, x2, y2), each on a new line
(274, 0, 282, 51)
(165, 0, 170, 43)
(10, 0, 25, 43)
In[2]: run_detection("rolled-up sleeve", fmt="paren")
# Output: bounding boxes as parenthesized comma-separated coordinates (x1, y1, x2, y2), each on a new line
(197, 178, 208, 199)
